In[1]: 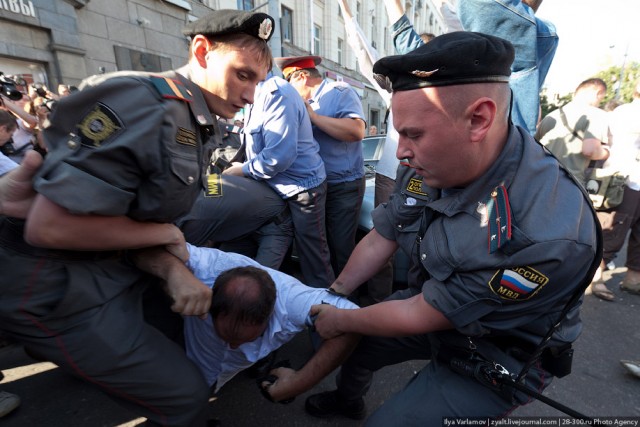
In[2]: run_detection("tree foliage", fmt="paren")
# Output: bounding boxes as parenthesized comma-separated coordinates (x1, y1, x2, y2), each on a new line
(595, 61, 640, 105)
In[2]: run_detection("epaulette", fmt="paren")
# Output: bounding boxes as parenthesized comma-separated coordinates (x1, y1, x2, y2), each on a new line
(149, 76, 193, 102)
(264, 77, 279, 93)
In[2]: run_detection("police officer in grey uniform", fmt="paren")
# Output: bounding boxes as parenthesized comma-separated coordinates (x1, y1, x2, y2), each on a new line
(305, 32, 600, 425)
(0, 10, 274, 426)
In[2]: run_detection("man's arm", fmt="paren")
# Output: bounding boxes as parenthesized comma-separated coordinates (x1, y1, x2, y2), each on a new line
(131, 246, 212, 317)
(582, 138, 610, 161)
(0, 150, 42, 218)
(329, 228, 399, 296)
(261, 332, 360, 402)
(1, 96, 38, 128)
(310, 294, 453, 339)
(306, 105, 365, 143)
(25, 194, 189, 262)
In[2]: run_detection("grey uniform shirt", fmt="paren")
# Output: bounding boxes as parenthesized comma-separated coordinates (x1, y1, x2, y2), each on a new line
(34, 66, 218, 223)
(372, 126, 598, 354)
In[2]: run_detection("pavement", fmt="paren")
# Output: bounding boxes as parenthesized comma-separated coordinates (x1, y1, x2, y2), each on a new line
(1, 264, 640, 426)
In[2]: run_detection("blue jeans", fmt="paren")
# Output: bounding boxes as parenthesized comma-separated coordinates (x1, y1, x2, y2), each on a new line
(458, 0, 558, 135)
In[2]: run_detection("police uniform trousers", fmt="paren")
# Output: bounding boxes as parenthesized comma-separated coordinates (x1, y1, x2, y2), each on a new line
(0, 220, 209, 426)
(286, 181, 335, 288)
(325, 177, 366, 277)
(334, 289, 551, 426)
(364, 173, 397, 305)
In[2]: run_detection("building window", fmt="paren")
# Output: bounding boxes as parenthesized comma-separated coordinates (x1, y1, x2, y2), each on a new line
(281, 6, 293, 42)
(370, 109, 380, 131)
(238, 0, 254, 10)
(337, 38, 344, 65)
(371, 16, 377, 49)
(314, 25, 322, 55)
(384, 27, 389, 52)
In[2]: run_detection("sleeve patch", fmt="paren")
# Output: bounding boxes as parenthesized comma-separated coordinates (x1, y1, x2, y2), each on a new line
(489, 266, 549, 301)
(77, 103, 124, 148)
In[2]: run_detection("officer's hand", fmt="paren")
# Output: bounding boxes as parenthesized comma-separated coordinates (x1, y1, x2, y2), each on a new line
(165, 266, 212, 319)
(304, 101, 317, 123)
(309, 304, 344, 339)
(260, 367, 298, 402)
(221, 163, 244, 176)
(0, 150, 43, 218)
(165, 228, 189, 263)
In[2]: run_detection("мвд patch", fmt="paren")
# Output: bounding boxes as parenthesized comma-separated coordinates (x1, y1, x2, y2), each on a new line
(489, 266, 549, 301)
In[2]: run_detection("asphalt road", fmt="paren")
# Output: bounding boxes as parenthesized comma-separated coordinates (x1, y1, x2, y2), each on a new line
(1, 265, 639, 426)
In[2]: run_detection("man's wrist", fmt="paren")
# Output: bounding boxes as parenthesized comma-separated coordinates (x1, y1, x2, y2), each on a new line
(327, 285, 349, 297)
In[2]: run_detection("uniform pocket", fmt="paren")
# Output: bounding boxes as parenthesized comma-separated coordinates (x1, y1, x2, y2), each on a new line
(166, 132, 199, 186)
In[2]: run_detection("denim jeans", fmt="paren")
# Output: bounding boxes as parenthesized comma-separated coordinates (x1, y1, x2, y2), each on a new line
(458, 0, 558, 135)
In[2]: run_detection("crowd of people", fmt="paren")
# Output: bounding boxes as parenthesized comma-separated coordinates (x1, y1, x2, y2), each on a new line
(0, 0, 638, 425)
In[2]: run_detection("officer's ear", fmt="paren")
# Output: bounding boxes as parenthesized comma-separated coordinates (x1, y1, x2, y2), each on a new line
(467, 97, 496, 143)
(191, 35, 212, 68)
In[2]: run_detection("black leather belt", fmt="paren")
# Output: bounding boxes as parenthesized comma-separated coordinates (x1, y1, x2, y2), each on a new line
(0, 217, 121, 261)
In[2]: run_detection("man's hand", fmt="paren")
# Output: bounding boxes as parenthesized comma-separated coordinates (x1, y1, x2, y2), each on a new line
(132, 246, 211, 319)
(165, 264, 212, 319)
(309, 304, 344, 339)
(221, 163, 244, 176)
(260, 367, 298, 402)
(0, 150, 43, 218)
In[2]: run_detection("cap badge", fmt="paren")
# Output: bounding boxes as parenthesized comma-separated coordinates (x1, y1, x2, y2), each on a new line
(258, 18, 273, 40)
(373, 73, 393, 93)
(411, 69, 439, 78)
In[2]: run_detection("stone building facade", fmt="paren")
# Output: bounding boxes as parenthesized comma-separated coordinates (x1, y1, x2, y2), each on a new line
(0, 0, 446, 128)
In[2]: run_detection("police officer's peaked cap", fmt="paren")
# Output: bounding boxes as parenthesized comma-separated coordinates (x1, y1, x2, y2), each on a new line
(274, 56, 322, 80)
(372, 31, 514, 92)
(183, 9, 275, 42)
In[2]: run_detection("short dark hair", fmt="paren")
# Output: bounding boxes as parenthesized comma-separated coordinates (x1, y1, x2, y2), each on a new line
(288, 67, 321, 81)
(0, 110, 17, 130)
(209, 266, 276, 326)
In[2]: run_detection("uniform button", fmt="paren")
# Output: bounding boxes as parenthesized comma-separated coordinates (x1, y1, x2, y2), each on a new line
(197, 115, 207, 124)
(421, 253, 427, 260)
(397, 224, 403, 229)
(187, 176, 195, 184)
(67, 140, 77, 149)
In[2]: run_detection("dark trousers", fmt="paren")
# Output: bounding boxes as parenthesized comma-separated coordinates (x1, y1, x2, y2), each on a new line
(288, 181, 335, 288)
(326, 178, 366, 277)
(364, 173, 397, 304)
(334, 288, 551, 426)
(599, 186, 640, 270)
(0, 229, 209, 426)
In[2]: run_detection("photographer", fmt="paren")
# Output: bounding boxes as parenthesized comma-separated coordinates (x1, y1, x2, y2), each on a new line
(0, 90, 38, 164)
(0, 110, 18, 176)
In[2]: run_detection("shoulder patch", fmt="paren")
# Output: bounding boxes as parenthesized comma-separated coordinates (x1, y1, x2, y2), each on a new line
(77, 103, 124, 148)
(489, 266, 549, 301)
(150, 76, 193, 102)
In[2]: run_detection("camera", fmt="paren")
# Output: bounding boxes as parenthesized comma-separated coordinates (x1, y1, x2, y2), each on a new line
(0, 139, 16, 156)
(43, 98, 57, 112)
(31, 83, 48, 98)
(0, 72, 23, 101)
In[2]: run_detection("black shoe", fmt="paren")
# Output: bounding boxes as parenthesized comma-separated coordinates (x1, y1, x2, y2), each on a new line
(305, 390, 366, 420)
